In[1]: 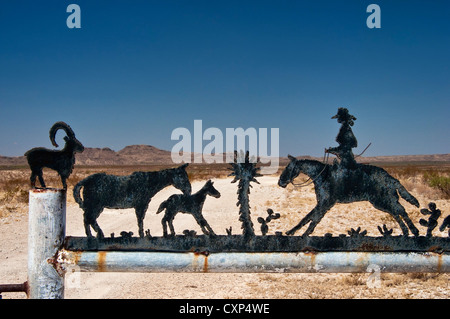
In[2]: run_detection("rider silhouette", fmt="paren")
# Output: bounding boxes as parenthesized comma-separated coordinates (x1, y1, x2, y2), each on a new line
(326, 108, 358, 169)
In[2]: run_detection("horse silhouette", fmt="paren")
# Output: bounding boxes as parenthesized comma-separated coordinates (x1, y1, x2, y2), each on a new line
(74, 164, 191, 238)
(278, 155, 420, 237)
(156, 180, 220, 237)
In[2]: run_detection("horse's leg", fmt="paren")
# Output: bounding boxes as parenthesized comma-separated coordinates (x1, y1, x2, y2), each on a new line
(60, 175, 68, 190)
(204, 221, 216, 236)
(83, 213, 93, 238)
(397, 204, 420, 237)
(30, 171, 37, 188)
(194, 212, 215, 236)
(301, 204, 333, 236)
(285, 210, 314, 236)
(302, 217, 322, 237)
(37, 169, 46, 188)
(135, 205, 148, 238)
(83, 208, 104, 239)
(161, 214, 169, 237)
(161, 208, 176, 237)
(370, 200, 410, 236)
(91, 220, 104, 239)
(286, 203, 331, 236)
(392, 214, 409, 236)
(168, 214, 176, 236)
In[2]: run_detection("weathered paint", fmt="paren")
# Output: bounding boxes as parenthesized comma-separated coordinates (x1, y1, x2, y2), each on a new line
(97, 251, 107, 272)
(28, 189, 66, 299)
(57, 250, 450, 273)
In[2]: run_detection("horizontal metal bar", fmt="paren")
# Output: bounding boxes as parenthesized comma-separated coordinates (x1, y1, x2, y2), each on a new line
(63, 235, 450, 253)
(0, 282, 28, 294)
(57, 250, 449, 273)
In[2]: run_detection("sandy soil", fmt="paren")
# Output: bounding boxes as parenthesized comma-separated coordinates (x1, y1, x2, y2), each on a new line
(1, 176, 448, 299)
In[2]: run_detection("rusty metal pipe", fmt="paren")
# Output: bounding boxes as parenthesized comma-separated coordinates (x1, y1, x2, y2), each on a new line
(57, 250, 449, 273)
(0, 282, 28, 294)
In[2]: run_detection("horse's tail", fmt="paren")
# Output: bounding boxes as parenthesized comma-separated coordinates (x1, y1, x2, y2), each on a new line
(73, 180, 85, 209)
(156, 200, 168, 214)
(73, 173, 105, 209)
(396, 183, 420, 208)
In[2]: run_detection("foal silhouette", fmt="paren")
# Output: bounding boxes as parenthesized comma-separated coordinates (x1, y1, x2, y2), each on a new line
(156, 180, 220, 237)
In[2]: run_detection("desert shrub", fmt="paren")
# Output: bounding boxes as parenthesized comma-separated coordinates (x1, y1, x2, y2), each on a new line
(0, 175, 29, 204)
(0, 185, 28, 204)
(423, 171, 450, 199)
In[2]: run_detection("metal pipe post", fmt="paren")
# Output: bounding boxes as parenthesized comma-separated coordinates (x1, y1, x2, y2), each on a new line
(28, 188, 66, 299)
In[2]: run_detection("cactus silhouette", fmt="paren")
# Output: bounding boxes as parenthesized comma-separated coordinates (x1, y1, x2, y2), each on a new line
(229, 151, 262, 238)
(419, 202, 441, 237)
(258, 209, 281, 236)
(377, 224, 393, 237)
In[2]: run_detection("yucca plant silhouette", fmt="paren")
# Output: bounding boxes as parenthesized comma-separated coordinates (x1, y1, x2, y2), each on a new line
(229, 150, 262, 238)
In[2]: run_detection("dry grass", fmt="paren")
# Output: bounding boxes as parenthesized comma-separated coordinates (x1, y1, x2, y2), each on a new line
(1, 162, 448, 222)
(385, 164, 450, 199)
(0, 163, 233, 214)
(250, 272, 449, 299)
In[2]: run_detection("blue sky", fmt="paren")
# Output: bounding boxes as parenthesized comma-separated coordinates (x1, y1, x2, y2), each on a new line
(0, 1, 448, 157)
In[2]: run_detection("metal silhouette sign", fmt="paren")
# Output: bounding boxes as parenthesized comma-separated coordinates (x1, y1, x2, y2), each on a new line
(278, 107, 421, 238)
(25, 121, 84, 189)
(156, 179, 220, 237)
(10, 109, 448, 301)
(73, 164, 191, 238)
(278, 155, 420, 237)
(25, 111, 447, 254)
(229, 150, 262, 238)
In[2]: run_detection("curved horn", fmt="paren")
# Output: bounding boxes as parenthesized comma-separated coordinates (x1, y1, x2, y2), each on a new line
(49, 122, 75, 147)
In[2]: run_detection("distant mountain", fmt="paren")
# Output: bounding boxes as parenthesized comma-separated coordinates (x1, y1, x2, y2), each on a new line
(67, 145, 174, 166)
(0, 145, 173, 167)
(117, 145, 173, 164)
(76, 147, 124, 166)
(0, 145, 449, 167)
(284, 154, 450, 166)
(0, 155, 27, 166)
(357, 154, 450, 163)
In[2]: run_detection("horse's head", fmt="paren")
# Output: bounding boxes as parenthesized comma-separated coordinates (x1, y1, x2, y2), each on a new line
(204, 180, 221, 198)
(172, 163, 192, 195)
(278, 155, 300, 188)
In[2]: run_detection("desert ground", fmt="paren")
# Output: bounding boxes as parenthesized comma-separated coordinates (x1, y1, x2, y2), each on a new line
(0, 165, 449, 299)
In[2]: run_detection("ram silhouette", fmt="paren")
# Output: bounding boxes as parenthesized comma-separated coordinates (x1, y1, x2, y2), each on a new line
(25, 122, 84, 189)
